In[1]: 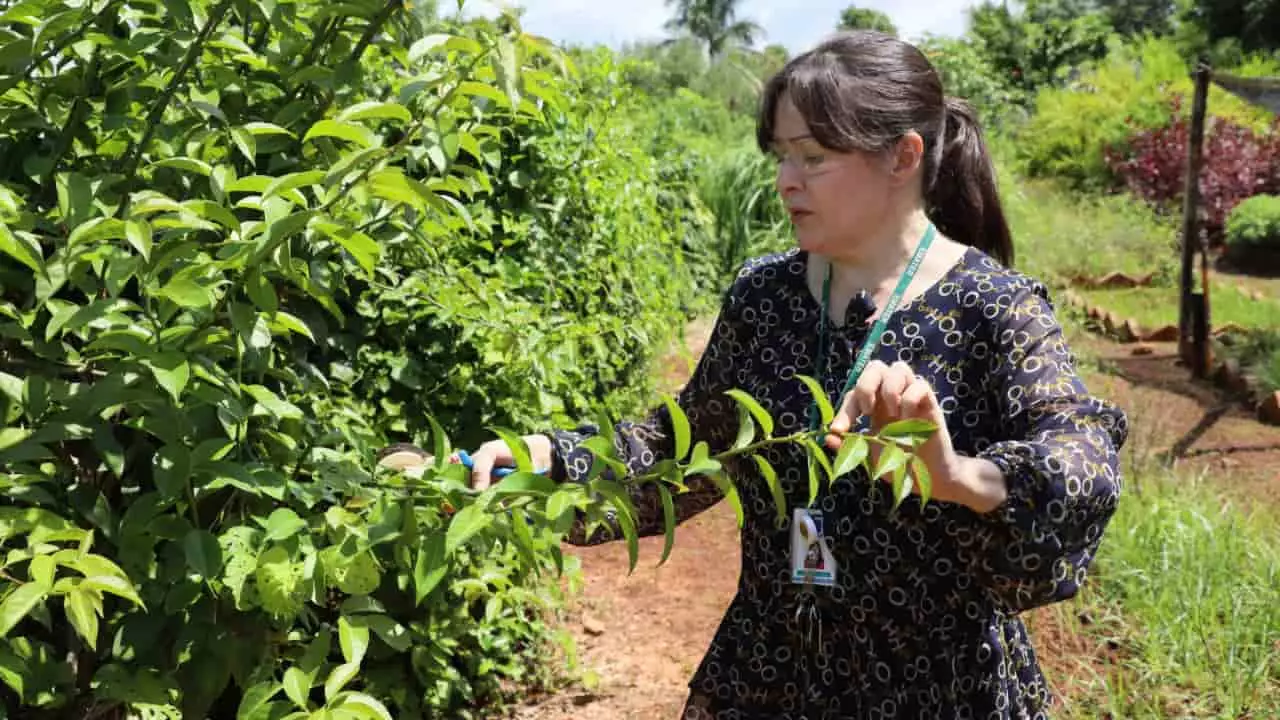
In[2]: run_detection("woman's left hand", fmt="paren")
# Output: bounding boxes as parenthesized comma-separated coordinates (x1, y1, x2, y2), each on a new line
(824, 360, 1006, 511)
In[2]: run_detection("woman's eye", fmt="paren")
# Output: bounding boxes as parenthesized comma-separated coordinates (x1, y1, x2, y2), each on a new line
(803, 154, 824, 167)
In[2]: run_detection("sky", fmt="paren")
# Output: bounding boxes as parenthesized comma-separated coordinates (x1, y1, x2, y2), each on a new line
(454, 1, 978, 54)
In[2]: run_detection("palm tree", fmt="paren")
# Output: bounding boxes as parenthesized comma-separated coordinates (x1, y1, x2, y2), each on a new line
(663, 0, 764, 60)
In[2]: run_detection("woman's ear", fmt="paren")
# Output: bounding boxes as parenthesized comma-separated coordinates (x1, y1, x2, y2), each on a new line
(886, 131, 925, 186)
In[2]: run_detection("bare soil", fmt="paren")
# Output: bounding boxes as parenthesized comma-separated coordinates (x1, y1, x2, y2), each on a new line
(511, 318, 1280, 720)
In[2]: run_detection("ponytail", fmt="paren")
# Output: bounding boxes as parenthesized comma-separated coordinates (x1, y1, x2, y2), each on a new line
(925, 97, 1014, 267)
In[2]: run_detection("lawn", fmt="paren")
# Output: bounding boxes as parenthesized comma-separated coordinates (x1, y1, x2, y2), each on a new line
(1077, 282, 1280, 332)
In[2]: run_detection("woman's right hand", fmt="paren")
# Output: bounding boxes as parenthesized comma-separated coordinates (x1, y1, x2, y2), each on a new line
(457, 434, 553, 491)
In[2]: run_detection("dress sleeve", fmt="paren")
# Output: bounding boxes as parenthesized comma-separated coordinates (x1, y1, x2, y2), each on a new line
(545, 277, 748, 546)
(969, 280, 1128, 614)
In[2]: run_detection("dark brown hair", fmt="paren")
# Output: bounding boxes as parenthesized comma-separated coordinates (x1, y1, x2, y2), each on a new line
(756, 30, 1015, 266)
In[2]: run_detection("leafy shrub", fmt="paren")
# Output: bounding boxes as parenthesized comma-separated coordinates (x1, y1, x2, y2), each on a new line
(1104, 98, 1280, 246)
(0, 2, 722, 717)
(1225, 194, 1280, 248)
(1015, 35, 1276, 188)
(918, 34, 1023, 131)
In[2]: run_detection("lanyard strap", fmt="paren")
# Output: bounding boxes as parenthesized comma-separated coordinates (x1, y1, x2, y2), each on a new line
(809, 223, 936, 431)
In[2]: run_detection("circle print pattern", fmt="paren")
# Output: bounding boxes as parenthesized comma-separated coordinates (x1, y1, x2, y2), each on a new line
(546, 246, 1129, 719)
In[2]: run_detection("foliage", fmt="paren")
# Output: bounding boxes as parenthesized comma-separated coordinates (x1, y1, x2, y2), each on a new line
(966, 0, 1113, 103)
(1183, 0, 1280, 52)
(697, 146, 789, 283)
(1225, 194, 1280, 248)
(0, 2, 752, 718)
(919, 35, 1023, 131)
(1105, 96, 1280, 245)
(1014, 36, 1277, 188)
(0, 0, 945, 716)
(662, 0, 763, 59)
(837, 5, 897, 36)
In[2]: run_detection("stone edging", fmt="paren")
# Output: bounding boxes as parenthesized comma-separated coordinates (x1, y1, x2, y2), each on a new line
(1059, 290, 1280, 425)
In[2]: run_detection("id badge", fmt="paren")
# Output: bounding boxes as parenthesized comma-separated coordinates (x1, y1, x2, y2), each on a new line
(790, 508, 837, 587)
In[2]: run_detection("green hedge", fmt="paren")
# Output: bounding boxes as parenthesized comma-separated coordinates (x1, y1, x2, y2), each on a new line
(0, 2, 718, 717)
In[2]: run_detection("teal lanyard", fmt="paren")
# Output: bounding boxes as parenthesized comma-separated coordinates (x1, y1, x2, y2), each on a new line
(808, 223, 936, 431)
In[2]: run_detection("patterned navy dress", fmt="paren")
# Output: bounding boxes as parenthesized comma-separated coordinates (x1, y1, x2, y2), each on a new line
(546, 247, 1128, 720)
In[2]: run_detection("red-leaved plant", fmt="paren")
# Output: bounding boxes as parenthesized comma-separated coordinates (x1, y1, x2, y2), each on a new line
(1105, 95, 1280, 246)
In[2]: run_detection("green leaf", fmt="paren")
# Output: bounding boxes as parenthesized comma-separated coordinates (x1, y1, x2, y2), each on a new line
(795, 374, 834, 427)
(314, 221, 379, 276)
(911, 456, 932, 506)
(264, 170, 325, 202)
(338, 616, 369, 665)
(832, 433, 870, 479)
(183, 529, 222, 579)
(661, 395, 690, 461)
(732, 407, 755, 451)
(407, 33, 450, 64)
(657, 484, 676, 565)
(807, 456, 820, 508)
(544, 489, 575, 526)
(80, 575, 144, 606)
(65, 584, 99, 650)
(0, 582, 47, 637)
(413, 534, 446, 605)
(0, 223, 43, 273)
(232, 126, 257, 163)
(153, 444, 191, 500)
(157, 275, 212, 309)
(303, 119, 376, 148)
(489, 427, 533, 472)
(283, 666, 311, 710)
(724, 389, 775, 438)
(872, 444, 908, 483)
(879, 418, 937, 442)
(243, 121, 294, 138)
(264, 508, 308, 542)
(338, 101, 412, 125)
(325, 661, 360, 702)
(592, 479, 639, 573)
(329, 693, 393, 720)
(753, 455, 787, 526)
(684, 441, 721, 478)
(152, 156, 213, 176)
(488, 471, 556, 497)
(707, 471, 744, 529)
(125, 220, 152, 260)
(494, 36, 521, 106)
(445, 504, 488, 553)
(0, 427, 31, 452)
(145, 352, 190, 402)
(244, 384, 303, 419)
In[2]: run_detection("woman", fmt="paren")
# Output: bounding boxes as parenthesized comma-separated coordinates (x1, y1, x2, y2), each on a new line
(462, 30, 1127, 719)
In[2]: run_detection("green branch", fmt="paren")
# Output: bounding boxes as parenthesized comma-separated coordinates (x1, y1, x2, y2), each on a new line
(116, 0, 235, 186)
(348, 0, 402, 66)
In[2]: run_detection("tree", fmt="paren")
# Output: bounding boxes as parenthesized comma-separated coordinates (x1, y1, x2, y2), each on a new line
(838, 5, 899, 35)
(1094, 0, 1178, 36)
(1182, 0, 1280, 52)
(664, 0, 764, 59)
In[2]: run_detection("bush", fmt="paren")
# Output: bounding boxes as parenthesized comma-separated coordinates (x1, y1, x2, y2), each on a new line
(1015, 35, 1277, 188)
(1104, 98, 1280, 246)
(918, 34, 1023, 131)
(1226, 194, 1280, 248)
(0, 3, 719, 717)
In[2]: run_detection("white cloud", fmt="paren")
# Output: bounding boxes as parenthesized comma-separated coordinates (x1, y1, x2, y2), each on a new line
(457, 0, 977, 54)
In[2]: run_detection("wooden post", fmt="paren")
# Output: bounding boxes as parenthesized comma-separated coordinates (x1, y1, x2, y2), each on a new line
(1179, 59, 1211, 376)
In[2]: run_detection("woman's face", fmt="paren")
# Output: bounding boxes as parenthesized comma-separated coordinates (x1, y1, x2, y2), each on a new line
(769, 93, 899, 261)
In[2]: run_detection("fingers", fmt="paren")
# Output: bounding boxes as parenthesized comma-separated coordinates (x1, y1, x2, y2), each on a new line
(899, 375, 937, 419)
(466, 440, 508, 492)
(875, 361, 915, 419)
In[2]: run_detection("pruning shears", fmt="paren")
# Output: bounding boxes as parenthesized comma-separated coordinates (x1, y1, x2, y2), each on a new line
(454, 449, 548, 479)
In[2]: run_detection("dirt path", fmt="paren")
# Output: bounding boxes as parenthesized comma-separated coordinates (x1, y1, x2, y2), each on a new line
(512, 318, 1280, 720)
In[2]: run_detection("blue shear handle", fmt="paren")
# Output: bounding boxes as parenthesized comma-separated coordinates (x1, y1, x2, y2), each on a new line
(456, 450, 547, 479)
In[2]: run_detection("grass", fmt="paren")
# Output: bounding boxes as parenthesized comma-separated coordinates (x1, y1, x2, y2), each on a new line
(999, 160, 1280, 717)
(1076, 282, 1280, 332)
(998, 162, 1182, 286)
(1042, 466, 1280, 719)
